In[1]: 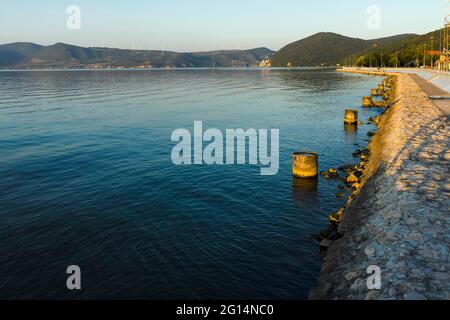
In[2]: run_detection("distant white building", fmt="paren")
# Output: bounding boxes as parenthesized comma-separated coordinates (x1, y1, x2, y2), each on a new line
(259, 59, 272, 67)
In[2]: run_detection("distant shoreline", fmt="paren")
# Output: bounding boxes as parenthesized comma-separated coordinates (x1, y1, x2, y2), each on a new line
(0, 66, 336, 72)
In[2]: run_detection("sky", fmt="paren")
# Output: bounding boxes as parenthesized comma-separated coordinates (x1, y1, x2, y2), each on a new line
(0, 0, 445, 52)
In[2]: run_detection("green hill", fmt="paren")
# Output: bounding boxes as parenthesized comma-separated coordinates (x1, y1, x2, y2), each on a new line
(271, 32, 417, 67)
(346, 29, 443, 67)
(0, 43, 275, 68)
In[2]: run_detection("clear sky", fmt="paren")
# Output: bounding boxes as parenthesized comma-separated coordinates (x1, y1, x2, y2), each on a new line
(0, 0, 445, 52)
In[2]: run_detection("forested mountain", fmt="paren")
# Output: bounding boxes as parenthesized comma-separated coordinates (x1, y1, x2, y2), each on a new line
(0, 42, 275, 68)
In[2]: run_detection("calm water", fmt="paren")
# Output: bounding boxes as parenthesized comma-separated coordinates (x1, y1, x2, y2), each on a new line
(0, 68, 381, 299)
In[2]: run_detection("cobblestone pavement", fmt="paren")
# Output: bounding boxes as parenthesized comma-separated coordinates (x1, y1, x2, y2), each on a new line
(309, 73, 450, 300)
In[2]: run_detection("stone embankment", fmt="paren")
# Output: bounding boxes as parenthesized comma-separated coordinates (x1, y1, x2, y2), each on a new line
(309, 71, 450, 300)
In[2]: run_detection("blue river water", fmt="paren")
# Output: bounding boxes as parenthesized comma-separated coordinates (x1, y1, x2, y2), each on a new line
(0, 68, 381, 299)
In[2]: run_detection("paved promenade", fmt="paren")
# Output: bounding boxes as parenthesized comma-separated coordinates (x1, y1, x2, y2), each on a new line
(310, 72, 450, 300)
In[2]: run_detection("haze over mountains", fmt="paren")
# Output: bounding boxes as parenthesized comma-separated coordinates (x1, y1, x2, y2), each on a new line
(0, 29, 441, 69)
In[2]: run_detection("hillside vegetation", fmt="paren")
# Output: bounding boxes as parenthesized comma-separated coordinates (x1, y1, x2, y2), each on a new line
(348, 29, 442, 68)
(271, 31, 441, 67)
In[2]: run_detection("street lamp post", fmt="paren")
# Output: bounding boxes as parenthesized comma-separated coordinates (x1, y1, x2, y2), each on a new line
(396, 51, 399, 68)
(423, 44, 427, 68)
(416, 48, 419, 68)
(431, 37, 434, 69)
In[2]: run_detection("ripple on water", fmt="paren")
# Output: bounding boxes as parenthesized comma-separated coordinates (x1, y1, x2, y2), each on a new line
(0, 69, 382, 299)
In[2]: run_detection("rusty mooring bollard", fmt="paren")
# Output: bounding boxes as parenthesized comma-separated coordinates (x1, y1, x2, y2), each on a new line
(344, 109, 358, 125)
(293, 152, 318, 179)
(362, 96, 373, 107)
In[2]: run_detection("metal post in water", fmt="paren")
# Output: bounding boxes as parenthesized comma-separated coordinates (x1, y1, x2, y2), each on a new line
(292, 152, 318, 179)
(362, 96, 373, 107)
(344, 109, 358, 125)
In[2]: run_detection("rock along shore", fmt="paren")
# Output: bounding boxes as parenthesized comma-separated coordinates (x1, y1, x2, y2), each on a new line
(309, 70, 450, 300)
